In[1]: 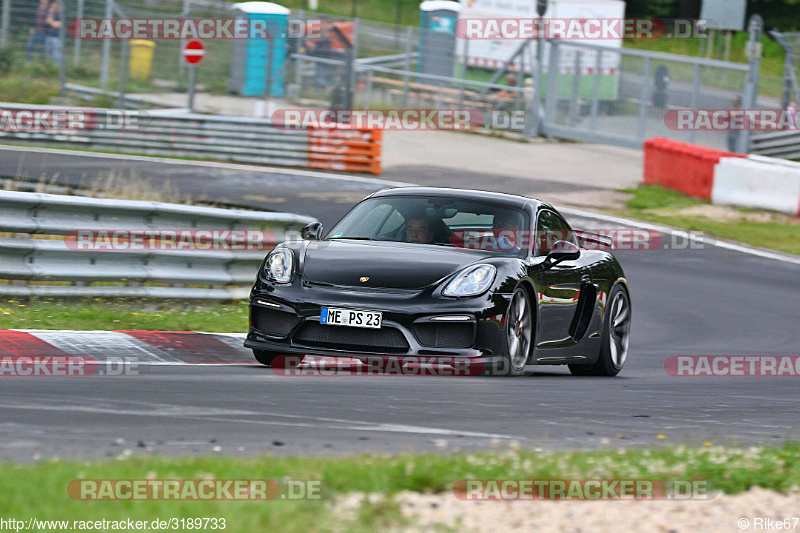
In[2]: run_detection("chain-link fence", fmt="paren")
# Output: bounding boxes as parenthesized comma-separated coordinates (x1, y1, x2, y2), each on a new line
(540, 41, 754, 151)
(0, 2, 778, 154)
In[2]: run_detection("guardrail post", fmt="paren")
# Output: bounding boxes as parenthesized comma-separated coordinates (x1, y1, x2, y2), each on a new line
(637, 57, 651, 142)
(0, 0, 10, 48)
(100, 0, 112, 90)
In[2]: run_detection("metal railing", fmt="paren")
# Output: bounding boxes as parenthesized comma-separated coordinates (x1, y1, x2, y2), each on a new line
(751, 129, 800, 160)
(0, 189, 315, 299)
(0, 103, 383, 173)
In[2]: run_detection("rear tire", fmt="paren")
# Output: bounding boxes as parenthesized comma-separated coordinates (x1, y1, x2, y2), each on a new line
(568, 284, 631, 377)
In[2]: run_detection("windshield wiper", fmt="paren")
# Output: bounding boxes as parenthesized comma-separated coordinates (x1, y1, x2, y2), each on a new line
(329, 236, 376, 241)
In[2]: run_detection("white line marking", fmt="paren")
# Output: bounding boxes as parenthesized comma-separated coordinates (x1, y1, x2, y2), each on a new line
(0, 400, 519, 439)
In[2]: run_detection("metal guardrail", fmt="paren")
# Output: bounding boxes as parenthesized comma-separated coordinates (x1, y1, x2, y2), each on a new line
(0, 103, 383, 174)
(751, 130, 800, 160)
(0, 190, 316, 299)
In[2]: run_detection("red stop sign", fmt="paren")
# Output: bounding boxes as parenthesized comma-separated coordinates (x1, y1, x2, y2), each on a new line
(183, 40, 205, 65)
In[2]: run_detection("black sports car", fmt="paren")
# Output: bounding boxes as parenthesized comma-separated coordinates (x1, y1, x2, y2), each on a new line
(244, 187, 631, 376)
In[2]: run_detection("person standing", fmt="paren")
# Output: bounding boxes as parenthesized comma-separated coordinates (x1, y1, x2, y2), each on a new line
(727, 95, 742, 152)
(26, 0, 50, 64)
(45, 0, 63, 65)
(786, 100, 798, 130)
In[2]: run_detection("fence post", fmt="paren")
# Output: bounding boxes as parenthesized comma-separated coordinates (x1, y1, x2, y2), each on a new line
(739, 15, 763, 154)
(100, 0, 112, 89)
(294, 54, 302, 99)
(402, 26, 413, 107)
(118, 39, 129, 108)
(689, 64, 700, 144)
(178, 0, 192, 89)
(73, 0, 84, 66)
(781, 49, 795, 110)
(568, 52, 582, 127)
(544, 40, 560, 131)
(264, 38, 273, 105)
(459, 36, 469, 107)
(365, 66, 373, 109)
(0, 0, 10, 48)
(59, 0, 66, 97)
(637, 57, 650, 142)
(589, 51, 602, 131)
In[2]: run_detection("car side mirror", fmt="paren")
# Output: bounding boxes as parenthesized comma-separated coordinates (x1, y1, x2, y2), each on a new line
(544, 240, 580, 268)
(301, 222, 323, 241)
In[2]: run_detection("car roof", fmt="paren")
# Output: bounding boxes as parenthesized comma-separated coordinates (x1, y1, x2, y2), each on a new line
(370, 187, 545, 210)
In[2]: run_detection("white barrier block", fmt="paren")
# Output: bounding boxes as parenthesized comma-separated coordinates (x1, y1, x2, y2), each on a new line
(712, 157, 800, 216)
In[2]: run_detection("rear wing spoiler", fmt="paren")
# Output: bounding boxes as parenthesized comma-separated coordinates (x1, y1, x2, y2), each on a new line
(575, 230, 613, 250)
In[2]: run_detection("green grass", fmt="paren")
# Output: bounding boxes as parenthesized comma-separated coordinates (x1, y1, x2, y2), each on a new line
(1, 445, 799, 531)
(614, 185, 800, 256)
(0, 298, 248, 332)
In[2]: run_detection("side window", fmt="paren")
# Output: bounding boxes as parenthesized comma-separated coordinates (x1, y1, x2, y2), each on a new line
(535, 210, 576, 256)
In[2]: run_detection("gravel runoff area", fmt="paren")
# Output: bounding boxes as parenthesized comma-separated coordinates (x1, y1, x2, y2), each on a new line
(336, 489, 800, 532)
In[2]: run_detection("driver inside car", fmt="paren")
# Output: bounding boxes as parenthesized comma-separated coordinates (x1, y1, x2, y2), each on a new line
(492, 211, 524, 251)
(405, 215, 435, 244)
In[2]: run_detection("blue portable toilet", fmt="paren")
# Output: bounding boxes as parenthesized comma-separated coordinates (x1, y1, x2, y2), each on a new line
(418, 1, 460, 78)
(229, 2, 289, 97)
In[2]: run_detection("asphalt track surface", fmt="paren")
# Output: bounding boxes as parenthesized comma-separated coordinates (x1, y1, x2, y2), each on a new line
(1, 145, 799, 462)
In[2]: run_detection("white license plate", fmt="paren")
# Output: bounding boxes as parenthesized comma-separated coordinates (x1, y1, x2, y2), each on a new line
(320, 307, 382, 329)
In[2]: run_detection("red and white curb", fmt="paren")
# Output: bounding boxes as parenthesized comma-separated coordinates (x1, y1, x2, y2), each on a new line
(0, 330, 362, 368)
(0, 330, 254, 366)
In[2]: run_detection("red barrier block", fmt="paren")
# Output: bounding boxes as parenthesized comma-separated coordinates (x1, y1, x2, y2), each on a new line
(643, 138, 746, 200)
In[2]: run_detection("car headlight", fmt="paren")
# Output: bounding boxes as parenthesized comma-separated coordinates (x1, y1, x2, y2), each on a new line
(265, 248, 294, 284)
(443, 264, 496, 297)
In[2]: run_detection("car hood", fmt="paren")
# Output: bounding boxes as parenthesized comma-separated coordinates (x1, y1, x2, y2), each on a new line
(302, 239, 484, 290)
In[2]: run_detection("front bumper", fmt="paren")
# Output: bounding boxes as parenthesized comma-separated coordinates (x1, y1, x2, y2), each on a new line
(244, 281, 511, 360)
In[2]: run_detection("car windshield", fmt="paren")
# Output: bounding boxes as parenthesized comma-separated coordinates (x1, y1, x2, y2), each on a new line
(327, 196, 530, 255)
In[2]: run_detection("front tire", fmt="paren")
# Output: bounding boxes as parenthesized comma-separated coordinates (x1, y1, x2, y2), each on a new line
(486, 287, 532, 377)
(569, 284, 631, 377)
